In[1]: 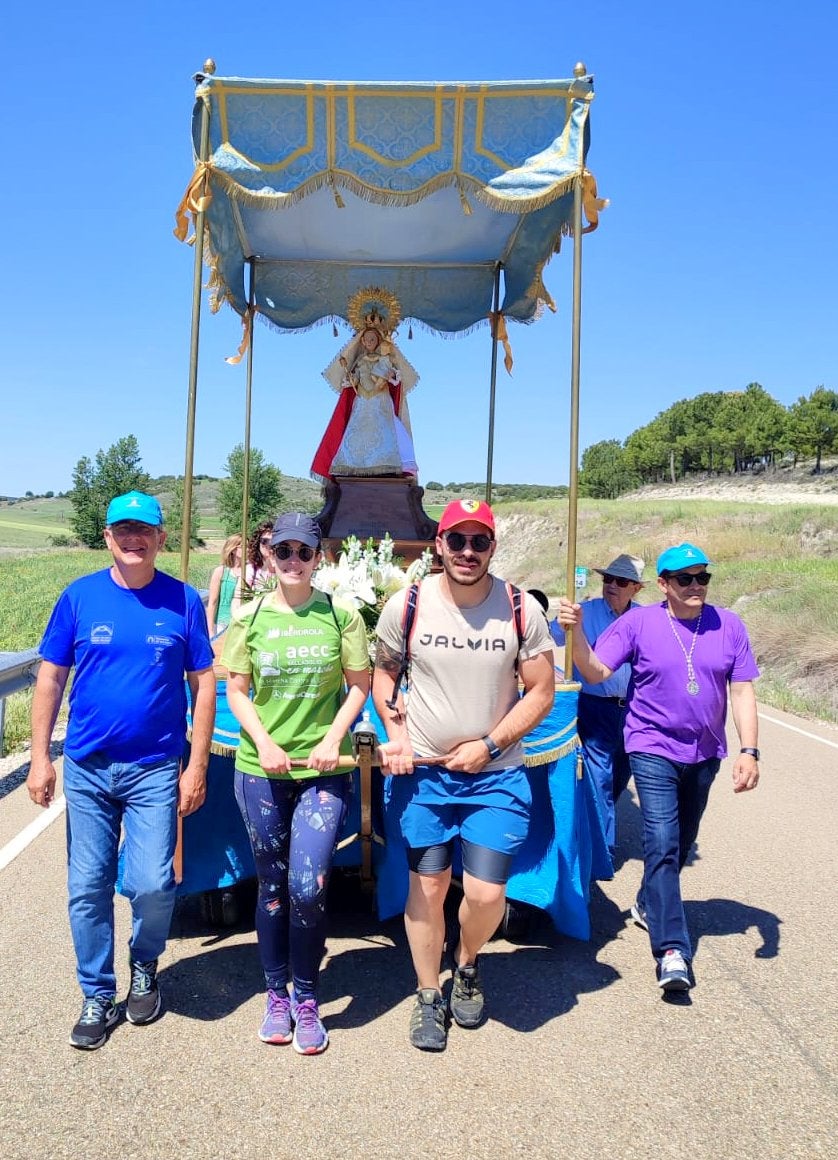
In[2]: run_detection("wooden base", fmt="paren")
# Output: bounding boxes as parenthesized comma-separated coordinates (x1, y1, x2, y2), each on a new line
(316, 476, 438, 563)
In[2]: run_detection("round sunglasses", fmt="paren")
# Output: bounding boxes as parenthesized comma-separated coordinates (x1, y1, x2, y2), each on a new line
(444, 531, 494, 553)
(272, 543, 318, 562)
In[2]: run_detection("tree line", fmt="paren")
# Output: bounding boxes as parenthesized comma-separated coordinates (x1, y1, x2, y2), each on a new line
(579, 384, 838, 499)
(69, 438, 284, 549)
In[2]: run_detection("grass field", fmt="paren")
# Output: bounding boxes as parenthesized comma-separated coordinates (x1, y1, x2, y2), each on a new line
(1, 494, 836, 752)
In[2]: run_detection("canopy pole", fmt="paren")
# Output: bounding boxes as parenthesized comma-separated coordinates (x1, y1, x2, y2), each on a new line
(563, 175, 584, 676)
(485, 263, 502, 504)
(179, 86, 211, 582)
(239, 258, 257, 589)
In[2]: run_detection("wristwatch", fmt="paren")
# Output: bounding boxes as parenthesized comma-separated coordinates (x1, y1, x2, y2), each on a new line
(740, 747, 760, 760)
(482, 735, 502, 760)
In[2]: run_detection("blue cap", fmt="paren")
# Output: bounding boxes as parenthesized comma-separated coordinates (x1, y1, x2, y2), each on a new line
(105, 491, 163, 527)
(656, 542, 710, 575)
(270, 512, 322, 549)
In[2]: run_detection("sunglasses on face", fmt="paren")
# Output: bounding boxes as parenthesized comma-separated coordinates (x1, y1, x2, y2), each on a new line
(602, 573, 634, 588)
(444, 531, 494, 553)
(259, 536, 272, 546)
(273, 543, 317, 562)
(667, 571, 712, 588)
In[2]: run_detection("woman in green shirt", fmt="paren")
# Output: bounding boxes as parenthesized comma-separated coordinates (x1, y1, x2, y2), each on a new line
(222, 513, 370, 1055)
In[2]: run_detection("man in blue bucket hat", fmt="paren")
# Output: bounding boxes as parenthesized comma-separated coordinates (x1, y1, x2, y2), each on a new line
(558, 542, 761, 995)
(27, 490, 215, 1048)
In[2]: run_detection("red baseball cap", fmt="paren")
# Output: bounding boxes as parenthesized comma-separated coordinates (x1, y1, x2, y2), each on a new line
(437, 499, 496, 535)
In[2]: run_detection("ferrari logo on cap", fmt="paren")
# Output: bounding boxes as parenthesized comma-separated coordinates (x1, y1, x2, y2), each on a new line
(461, 500, 480, 513)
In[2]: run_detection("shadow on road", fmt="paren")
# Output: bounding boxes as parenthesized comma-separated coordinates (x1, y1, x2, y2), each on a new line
(685, 897, 782, 960)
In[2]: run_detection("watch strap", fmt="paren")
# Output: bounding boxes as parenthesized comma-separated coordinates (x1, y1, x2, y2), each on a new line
(482, 735, 502, 760)
(740, 747, 760, 759)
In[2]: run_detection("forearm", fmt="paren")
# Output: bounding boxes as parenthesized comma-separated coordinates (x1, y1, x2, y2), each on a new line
(372, 666, 411, 744)
(186, 671, 216, 773)
(31, 667, 67, 759)
(730, 682, 758, 748)
(225, 680, 274, 749)
(322, 680, 369, 746)
(488, 661, 554, 750)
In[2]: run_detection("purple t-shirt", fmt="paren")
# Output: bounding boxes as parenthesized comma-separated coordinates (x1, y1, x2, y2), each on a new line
(594, 602, 759, 763)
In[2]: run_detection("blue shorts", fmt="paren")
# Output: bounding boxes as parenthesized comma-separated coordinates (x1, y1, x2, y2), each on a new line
(388, 763, 531, 859)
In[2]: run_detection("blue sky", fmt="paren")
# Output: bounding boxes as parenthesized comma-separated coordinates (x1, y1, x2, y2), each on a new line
(2, 1, 836, 496)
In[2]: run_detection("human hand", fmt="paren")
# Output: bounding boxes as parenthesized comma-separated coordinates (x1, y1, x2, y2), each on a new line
(178, 764, 207, 817)
(256, 738, 292, 775)
(308, 738, 340, 771)
(440, 740, 492, 775)
(27, 757, 57, 809)
(378, 739, 414, 776)
(732, 753, 760, 793)
(556, 598, 582, 629)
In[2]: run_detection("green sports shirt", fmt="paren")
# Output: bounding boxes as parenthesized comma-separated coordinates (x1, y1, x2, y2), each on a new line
(221, 589, 370, 779)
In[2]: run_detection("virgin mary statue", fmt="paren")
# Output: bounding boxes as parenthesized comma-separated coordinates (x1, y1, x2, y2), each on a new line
(311, 289, 418, 483)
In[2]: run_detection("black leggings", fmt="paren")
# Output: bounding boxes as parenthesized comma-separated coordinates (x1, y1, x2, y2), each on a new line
(407, 837, 514, 885)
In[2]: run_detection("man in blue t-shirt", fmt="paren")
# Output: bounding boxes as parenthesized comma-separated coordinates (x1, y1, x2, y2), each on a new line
(550, 553, 646, 854)
(27, 491, 215, 1050)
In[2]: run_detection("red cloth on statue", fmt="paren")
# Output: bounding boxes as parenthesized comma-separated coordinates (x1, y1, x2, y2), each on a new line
(311, 382, 403, 480)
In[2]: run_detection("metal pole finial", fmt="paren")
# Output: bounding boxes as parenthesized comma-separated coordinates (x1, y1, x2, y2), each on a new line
(573, 62, 587, 78)
(203, 59, 216, 75)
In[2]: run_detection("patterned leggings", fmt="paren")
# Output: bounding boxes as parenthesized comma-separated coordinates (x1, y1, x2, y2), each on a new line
(234, 771, 350, 1001)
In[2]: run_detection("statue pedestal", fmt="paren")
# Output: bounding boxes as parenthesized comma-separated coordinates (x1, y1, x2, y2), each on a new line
(316, 476, 437, 563)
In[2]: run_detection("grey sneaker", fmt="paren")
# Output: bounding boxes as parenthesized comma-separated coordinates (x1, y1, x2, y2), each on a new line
(449, 961, 486, 1028)
(126, 959, 161, 1025)
(408, 988, 448, 1051)
(658, 949, 691, 992)
(69, 995, 119, 1050)
(630, 902, 649, 932)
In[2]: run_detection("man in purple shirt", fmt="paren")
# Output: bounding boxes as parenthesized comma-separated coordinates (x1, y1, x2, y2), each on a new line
(558, 542, 760, 994)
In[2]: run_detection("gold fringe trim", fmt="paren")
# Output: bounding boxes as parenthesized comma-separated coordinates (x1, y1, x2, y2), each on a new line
(523, 734, 580, 769)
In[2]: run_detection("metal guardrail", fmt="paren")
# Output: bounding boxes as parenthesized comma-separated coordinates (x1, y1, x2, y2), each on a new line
(0, 649, 41, 757)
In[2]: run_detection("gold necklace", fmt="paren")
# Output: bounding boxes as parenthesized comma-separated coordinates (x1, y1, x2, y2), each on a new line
(666, 605, 703, 695)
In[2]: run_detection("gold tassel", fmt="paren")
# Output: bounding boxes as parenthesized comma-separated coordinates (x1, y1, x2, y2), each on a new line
(488, 311, 514, 375)
(173, 161, 214, 242)
(581, 173, 609, 235)
(457, 179, 473, 216)
(225, 308, 253, 366)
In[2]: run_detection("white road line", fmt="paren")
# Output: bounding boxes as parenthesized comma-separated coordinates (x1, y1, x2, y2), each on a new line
(758, 712, 838, 749)
(0, 795, 65, 871)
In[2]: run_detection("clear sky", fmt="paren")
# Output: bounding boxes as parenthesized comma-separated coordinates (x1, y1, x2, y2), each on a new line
(2, 1, 836, 496)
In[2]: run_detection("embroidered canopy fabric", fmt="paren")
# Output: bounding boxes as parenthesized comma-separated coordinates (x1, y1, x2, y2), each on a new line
(177, 75, 603, 335)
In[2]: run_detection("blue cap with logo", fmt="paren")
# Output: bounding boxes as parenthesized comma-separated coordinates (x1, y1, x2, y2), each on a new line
(270, 512, 322, 550)
(656, 542, 710, 575)
(105, 490, 164, 527)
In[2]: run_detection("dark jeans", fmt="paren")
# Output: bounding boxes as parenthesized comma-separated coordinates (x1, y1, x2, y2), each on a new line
(578, 693, 632, 851)
(234, 771, 350, 1001)
(630, 752, 720, 962)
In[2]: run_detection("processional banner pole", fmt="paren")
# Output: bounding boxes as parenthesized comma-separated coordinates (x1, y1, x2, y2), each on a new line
(179, 68, 212, 583)
(239, 258, 257, 575)
(484, 263, 502, 504)
(563, 174, 584, 678)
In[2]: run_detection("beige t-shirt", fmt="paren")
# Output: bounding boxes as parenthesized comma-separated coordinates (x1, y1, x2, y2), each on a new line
(376, 574, 553, 769)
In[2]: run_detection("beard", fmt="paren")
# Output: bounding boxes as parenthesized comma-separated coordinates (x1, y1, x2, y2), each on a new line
(441, 551, 491, 587)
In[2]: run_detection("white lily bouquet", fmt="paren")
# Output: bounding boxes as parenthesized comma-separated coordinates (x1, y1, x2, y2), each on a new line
(314, 533, 434, 649)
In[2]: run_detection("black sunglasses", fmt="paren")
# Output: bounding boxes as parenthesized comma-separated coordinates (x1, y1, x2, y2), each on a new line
(259, 536, 272, 546)
(602, 573, 635, 588)
(273, 543, 317, 562)
(444, 531, 494, 553)
(667, 571, 712, 588)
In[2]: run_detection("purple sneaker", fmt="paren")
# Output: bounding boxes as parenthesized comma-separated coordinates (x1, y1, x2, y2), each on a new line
(259, 989, 293, 1044)
(292, 998, 329, 1055)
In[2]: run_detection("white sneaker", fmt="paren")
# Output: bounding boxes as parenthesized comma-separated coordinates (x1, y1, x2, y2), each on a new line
(658, 949, 691, 992)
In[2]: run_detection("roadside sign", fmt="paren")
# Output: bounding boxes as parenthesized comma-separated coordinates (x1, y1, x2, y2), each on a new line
(574, 566, 588, 590)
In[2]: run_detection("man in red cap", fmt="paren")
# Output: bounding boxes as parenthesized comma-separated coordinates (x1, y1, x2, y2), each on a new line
(373, 499, 554, 1051)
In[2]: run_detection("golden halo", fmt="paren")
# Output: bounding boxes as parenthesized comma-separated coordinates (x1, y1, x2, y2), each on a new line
(347, 286, 402, 337)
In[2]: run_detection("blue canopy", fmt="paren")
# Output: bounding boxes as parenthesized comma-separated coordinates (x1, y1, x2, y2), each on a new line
(175, 75, 605, 337)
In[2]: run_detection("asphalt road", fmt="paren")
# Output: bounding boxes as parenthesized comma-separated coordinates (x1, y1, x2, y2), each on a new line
(1, 704, 836, 1160)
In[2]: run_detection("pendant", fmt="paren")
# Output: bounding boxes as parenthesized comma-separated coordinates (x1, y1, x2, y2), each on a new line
(686, 679, 700, 696)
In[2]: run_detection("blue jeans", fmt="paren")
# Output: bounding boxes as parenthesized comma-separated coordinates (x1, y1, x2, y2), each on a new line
(578, 693, 632, 851)
(63, 752, 180, 997)
(629, 753, 720, 962)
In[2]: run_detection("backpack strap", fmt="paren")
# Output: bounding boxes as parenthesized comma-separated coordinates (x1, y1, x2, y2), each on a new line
(385, 582, 420, 710)
(506, 582, 526, 674)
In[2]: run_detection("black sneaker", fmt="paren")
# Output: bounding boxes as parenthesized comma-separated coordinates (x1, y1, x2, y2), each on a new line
(449, 960, 486, 1028)
(126, 959, 162, 1025)
(69, 995, 119, 1050)
(408, 988, 448, 1051)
